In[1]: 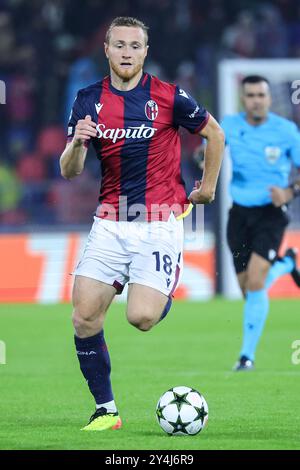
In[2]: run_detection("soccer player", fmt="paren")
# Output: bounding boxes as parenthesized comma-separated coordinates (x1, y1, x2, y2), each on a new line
(222, 75, 300, 371)
(60, 17, 224, 430)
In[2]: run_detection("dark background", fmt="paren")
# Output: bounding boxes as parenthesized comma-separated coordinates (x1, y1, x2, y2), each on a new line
(1, 0, 300, 228)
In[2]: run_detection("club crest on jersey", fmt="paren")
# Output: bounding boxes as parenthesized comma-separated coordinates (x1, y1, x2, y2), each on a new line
(265, 146, 281, 164)
(145, 100, 159, 121)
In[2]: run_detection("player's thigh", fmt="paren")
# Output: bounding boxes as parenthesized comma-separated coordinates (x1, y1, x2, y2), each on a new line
(126, 283, 169, 327)
(72, 275, 116, 322)
(129, 215, 184, 297)
(126, 216, 183, 328)
(246, 253, 271, 291)
(227, 205, 251, 273)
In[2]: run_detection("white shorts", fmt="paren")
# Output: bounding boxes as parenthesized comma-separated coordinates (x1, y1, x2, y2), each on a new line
(74, 213, 184, 297)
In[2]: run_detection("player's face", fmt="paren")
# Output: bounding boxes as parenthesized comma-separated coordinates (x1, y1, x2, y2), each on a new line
(242, 82, 271, 122)
(105, 26, 148, 81)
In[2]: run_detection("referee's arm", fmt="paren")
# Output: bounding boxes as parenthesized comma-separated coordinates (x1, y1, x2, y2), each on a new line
(270, 171, 300, 207)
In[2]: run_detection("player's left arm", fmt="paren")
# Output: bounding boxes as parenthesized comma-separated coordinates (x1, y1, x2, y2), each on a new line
(188, 114, 225, 204)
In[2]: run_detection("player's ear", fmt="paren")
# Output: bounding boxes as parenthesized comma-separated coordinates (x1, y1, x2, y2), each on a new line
(104, 42, 109, 59)
(144, 45, 149, 59)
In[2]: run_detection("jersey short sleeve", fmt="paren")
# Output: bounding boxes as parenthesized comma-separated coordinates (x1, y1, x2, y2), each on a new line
(173, 86, 209, 134)
(288, 122, 300, 167)
(66, 90, 89, 146)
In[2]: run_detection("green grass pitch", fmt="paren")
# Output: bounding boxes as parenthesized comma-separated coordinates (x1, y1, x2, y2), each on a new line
(0, 299, 299, 450)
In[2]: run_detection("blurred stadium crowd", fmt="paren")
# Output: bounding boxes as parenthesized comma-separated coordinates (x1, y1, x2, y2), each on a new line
(1, 0, 300, 227)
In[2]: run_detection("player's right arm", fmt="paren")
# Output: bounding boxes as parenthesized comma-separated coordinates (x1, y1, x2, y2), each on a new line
(60, 115, 97, 179)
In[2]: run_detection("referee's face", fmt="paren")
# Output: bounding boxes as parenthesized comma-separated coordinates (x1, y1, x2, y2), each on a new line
(105, 26, 148, 82)
(242, 82, 271, 123)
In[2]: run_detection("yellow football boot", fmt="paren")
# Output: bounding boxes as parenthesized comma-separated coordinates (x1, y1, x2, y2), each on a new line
(81, 407, 122, 431)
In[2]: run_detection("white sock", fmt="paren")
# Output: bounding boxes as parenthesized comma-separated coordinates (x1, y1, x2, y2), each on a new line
(96, 400, 117, 413)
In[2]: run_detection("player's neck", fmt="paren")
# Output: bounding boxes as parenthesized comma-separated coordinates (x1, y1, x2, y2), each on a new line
(110, 69, 143, 92)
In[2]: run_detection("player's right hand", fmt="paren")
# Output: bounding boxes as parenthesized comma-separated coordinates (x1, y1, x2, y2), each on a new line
(73, 115, 97, 145)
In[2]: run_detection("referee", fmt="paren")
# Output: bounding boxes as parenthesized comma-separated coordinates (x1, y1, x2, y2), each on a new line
(222, 75, 300, 370)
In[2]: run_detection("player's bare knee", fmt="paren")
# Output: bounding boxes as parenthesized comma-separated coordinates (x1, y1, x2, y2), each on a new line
(129, 318, 154, 332)
(72, 312, 89, 335)
(72, 311, 87, 331)
(72, 309, 104, 336)
(127, 312, 155, 332)
(138, 319, 155, 332)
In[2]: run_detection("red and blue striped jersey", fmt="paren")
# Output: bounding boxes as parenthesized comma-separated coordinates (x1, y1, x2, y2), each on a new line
(67, 73, 209, 221)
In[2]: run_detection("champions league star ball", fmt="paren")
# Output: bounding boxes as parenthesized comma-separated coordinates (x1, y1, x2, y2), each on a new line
(156, 386, 208, 436)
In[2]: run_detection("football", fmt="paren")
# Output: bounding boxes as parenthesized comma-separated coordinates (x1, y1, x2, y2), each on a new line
(156, 386, 208, 436)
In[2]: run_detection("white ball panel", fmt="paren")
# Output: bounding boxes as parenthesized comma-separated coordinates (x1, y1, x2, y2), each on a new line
(179, 404, 197, 423)
(158, 391, 175, 407)
(162, 404, 179, 422)
(186, 391, 203, 407)
(159, 418, 174, 434)
(173, 430, 187, 436)
(185, 419, 203, 435)
(172, 386, 192, 395)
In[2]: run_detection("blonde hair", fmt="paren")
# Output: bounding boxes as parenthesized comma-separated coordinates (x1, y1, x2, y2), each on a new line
(105, 16, 149, 45)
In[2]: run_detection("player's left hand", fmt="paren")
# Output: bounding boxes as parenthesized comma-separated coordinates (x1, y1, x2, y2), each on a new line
(188, 180, 215, 204)
(270, 186, 293, 207)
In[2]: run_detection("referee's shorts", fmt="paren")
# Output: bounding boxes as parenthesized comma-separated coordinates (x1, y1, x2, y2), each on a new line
(227, 202, 289, 274)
